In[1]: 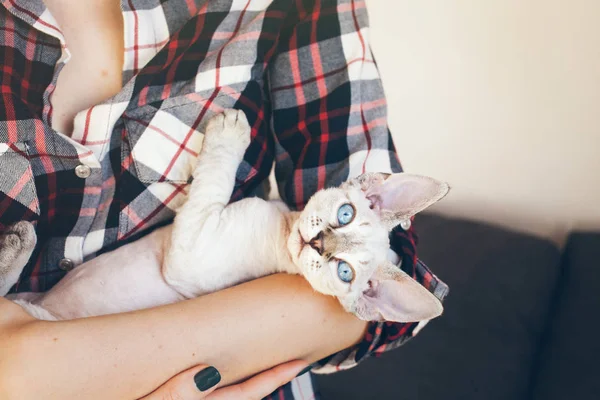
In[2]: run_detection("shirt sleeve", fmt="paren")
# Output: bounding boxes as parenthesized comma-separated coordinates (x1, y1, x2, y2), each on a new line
(265, 0, 449, 373)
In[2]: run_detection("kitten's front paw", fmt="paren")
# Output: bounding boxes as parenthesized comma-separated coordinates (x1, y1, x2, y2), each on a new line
(0, 221, 37, 295)
(204, 109, 251, 157)
(1, 221, 37, 256)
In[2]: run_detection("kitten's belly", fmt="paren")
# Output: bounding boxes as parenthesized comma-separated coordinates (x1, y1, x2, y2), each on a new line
(172, 198, 295, 297)
(25, 227, 185, 319)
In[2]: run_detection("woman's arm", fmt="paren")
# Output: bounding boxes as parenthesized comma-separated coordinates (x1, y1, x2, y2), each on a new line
(0, 273, 367, 400)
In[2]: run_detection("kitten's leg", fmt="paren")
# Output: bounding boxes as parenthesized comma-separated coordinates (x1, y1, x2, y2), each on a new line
(164, 109, 250, 295)
(0, 221, 37, 296)
(177, 109, 250, 221)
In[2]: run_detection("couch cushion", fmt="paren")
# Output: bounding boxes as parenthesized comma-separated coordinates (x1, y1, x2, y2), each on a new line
(531, 233, 600, 400)
(315, 213, 561, 400)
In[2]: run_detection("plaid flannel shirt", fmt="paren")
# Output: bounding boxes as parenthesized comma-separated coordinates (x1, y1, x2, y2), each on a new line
(0, 0, 448, 398)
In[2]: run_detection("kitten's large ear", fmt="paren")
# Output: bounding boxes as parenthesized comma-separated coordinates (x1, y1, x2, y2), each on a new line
(351, 173, 449, 230)
(352, 262, 443, 323)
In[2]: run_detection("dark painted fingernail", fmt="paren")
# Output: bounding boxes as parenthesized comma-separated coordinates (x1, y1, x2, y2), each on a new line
(194, 366, 221, 392)
(296, 366, 312, 377)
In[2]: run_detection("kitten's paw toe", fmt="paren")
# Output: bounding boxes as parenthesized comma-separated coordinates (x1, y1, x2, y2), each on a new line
(0, 222, 35, 294)
(0, 232, 24, 268)
(2, 233, 21, 251)
(206, 112, 226, 135)
(223, 109, 247, 129)
(223, 109, 239, 125)
(7, 221, 37, 252)
(227, 109, 251, 148)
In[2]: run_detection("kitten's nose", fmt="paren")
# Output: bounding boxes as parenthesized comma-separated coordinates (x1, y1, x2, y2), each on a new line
(309, 232, 324, 255)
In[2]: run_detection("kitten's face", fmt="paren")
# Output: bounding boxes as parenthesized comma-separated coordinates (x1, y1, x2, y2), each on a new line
(287, 185, 389, 298)
(286, 172, 450, 323)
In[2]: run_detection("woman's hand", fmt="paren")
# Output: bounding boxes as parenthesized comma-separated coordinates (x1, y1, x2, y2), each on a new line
(140, 361, 308, 400)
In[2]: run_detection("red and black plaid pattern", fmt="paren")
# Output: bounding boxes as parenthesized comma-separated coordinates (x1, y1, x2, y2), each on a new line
(0, 1, 447, 398)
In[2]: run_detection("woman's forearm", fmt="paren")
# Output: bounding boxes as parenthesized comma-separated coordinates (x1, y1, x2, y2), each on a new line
(0, 273, 367, 400)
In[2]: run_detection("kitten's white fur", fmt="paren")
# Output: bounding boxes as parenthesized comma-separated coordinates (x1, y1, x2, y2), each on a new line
(1, 110, 448, 323)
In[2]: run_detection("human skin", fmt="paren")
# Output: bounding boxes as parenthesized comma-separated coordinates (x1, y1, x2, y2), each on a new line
(0, 273, 367, 399)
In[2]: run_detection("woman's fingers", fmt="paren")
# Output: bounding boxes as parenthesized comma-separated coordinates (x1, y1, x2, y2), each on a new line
(139, 360, 308, 400)
(139, 364, 221, 400)
(209, 360, 308, 400)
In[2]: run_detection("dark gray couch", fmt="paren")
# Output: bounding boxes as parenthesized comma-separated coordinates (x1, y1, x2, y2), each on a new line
(315, 213, 599, 399)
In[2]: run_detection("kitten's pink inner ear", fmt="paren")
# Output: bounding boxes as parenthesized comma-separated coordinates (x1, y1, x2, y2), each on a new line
(365, 174, 449, 219)
(354, 264, 443, 323)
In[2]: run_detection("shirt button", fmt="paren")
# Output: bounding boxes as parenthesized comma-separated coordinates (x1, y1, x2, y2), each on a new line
(74, 164, 91, 179)
(58, 258, 75, 271)
(400, 219, 412, 230)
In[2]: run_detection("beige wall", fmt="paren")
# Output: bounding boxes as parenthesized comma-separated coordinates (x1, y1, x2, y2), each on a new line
(366, 0, 600, 244)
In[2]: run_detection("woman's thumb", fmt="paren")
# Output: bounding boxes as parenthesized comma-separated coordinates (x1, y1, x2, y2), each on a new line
(139, 365, 222, 400)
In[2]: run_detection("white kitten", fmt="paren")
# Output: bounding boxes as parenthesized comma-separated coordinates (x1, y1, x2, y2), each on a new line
(0, 110, 449, 323)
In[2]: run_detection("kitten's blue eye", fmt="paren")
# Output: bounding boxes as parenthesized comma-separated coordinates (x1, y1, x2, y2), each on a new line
(337, 203, 355, 226)
(337, 261, 354, 283)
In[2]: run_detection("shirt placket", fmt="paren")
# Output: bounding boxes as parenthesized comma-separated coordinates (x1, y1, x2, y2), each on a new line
(58, 141, 103, 270)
